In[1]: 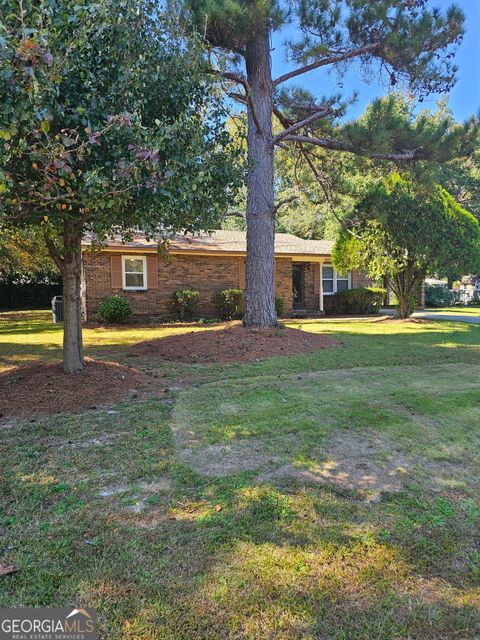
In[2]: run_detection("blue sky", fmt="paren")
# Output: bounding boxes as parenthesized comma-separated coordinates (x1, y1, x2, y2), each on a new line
(270, 0, 479, 123)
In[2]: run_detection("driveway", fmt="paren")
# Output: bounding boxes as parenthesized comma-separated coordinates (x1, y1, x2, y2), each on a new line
(380, 308, 480, 324)
(413, 311, 480, 324)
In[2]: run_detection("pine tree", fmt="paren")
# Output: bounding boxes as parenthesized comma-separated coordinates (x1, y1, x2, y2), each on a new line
(184, 0, 474, 326)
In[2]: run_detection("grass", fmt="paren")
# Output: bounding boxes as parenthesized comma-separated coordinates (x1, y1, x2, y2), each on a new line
(425, 305, 480, 315)
(1, 311, 479, 639)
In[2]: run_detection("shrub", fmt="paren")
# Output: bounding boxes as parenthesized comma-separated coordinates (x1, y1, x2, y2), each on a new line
(324, 287, 386, 316)
(425, 284, 454, 307)
(219, 288, 244, 320)
(98, 295, 132, 323)
(275, 297, 285, 317)
(173, 289, 199, 321)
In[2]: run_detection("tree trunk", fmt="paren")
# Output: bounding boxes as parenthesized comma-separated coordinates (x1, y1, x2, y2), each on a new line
(393, 264, 423, 319)
(243, 26, 277, 327)
(61, 224, 85, 373)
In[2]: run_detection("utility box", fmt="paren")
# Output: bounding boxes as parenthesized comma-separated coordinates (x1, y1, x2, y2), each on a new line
(51, 295, 63, 323)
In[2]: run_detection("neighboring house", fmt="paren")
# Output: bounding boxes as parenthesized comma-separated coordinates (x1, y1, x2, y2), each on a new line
(455, 275, 480, 304)
(81, 230, 371, 321)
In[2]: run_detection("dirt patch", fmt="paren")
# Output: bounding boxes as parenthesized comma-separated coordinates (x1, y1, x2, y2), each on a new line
(131, 323, 338, 364)
(0, 358, 152, 419)
(177, 429, 473, 501)
(178, 439, 289, 477)
(258, 433, 412, 501)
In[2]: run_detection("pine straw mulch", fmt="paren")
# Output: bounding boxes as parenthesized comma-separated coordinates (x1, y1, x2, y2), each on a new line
(0, 358, 152, 420)
(131, 323, 339, 364)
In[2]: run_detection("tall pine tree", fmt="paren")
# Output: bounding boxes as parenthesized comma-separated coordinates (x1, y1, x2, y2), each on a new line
(184, 0, 473, 326)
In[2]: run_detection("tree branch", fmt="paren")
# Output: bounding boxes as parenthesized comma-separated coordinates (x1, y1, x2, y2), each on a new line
(272, 195, 299, 214)
(43, 230, 65, 272)
(272, 104, 337, 146)
(222, 71, 248, 89)
(282, 135, 424, 161)
(210, 68, 262, 133)
(274, 43, 380, 86)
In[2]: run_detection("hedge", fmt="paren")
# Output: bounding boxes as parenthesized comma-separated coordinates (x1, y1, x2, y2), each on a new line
(324, 287, 386, 316)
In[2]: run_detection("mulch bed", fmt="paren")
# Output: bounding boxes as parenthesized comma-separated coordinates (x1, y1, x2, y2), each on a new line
(0, 358, 151, 419)
(131, 324, 339, 364)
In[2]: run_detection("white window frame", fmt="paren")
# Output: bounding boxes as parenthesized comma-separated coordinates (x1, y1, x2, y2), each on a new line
(322, 264, 351, 295)
(122, 255, 147, 291)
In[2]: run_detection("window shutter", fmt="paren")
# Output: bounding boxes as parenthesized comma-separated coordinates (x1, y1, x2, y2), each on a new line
(146, 255, 158, 289)
(111, 255, 122, 289)
(238, 258, 246, 289)
(313, 264, 320, 295)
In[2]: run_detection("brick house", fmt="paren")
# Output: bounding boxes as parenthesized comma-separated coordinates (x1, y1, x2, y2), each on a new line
(81, 230, 371, 322)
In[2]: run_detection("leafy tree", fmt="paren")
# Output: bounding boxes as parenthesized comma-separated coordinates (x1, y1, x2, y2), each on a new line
(275, 95, 480, 241)
(0, 0, 242, 371)
(332, 174, 480, 318)
(184, 0, 477, 326)
(0, 227, 57, 281)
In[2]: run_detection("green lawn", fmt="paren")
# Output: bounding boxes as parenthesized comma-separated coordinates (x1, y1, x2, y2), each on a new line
(1, 311, 479, 639)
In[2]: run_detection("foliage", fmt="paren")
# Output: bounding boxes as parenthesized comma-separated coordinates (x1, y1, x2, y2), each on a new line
(0, 277, 61, 310)
(275, 296, 285, 317)
(185, 0, 475, 327)
(0, 0, 242, 239)
(173, 289, 200, 321)
(324, 287, 386, 316)
(0, 0, 243, 369)
(219, 288, 243, 320)
(0, 228, 57, 281)
(188, 1, 465, 97)
(275, 96, 480, 241)
(98, 295, 132, 324)
(333, 174, 480, 318)
(0, 228, 61, 309)
(425, 284, 454, 308)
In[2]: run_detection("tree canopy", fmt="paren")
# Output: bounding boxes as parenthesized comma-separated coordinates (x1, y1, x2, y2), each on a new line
(333, 173, 480, 317)
(183, 0, 477, 326)
(274, 95, 480, 239)
(0, 0, 243, 370)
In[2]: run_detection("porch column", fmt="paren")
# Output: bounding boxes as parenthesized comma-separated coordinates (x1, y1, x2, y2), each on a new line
(319, 260, 324, 313)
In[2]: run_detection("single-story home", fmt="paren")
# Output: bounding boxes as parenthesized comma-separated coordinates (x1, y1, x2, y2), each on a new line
(454, 275, 480, 304)
(81, 230, 372, 321)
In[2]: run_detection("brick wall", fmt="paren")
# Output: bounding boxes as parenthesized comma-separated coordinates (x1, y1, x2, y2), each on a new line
(275, 258, 293, 314)
(351, 270, 372, 289)
(82, 251, 295, 321)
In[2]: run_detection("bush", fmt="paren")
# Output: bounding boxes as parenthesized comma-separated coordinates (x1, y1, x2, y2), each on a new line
(219, 289, 244, 320)
(173, 289, 200, 321)
(324, 287, 386, 316)
(98, 295, 132, 323)
(275, 297, 285, 317)
(425, 284, 454, 307)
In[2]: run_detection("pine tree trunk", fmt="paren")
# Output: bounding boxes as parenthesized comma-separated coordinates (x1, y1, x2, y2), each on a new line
(243, 26, 277, 327)
(62, 224, 85, 373)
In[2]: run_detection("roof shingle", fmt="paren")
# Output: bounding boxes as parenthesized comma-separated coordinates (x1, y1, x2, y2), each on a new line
(82, 230, 334, 257)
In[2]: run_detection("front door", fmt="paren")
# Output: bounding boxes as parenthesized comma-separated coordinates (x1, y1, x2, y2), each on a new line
(292, 264, 305, 309)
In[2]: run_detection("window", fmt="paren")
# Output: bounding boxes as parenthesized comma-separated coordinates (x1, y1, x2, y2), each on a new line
(122, 256, 147, 290)
(322, 266, 334, 293)
(322, 264, 350, 295)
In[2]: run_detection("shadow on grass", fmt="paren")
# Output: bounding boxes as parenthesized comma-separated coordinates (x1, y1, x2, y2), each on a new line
(1, 395, 479, 639)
